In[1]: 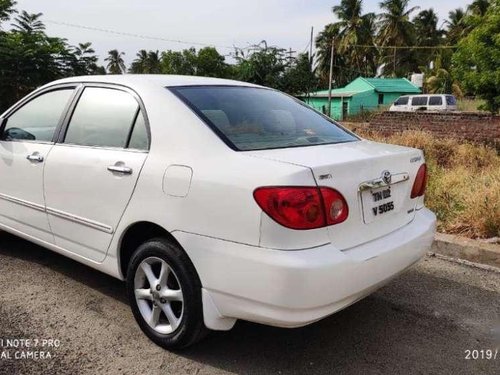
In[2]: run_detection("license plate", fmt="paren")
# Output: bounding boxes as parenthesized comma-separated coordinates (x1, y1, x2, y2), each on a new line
(361, 186, 400, 224)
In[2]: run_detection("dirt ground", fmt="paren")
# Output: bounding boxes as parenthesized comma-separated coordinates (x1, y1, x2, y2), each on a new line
(0, 231, 499, 375)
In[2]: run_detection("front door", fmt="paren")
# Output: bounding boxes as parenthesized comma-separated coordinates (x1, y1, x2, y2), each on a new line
(43, 85, 149, 262)
(0, 88, 76, 243)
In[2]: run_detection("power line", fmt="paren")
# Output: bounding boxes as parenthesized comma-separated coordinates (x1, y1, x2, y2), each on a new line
(45, 20, 236, 50)
(349, 44, 458, 49)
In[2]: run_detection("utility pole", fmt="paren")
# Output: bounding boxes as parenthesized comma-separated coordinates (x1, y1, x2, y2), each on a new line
(286, 47, 296, 63)
(309, 26, 314, 70)
(393, 47, 397, 76)
(327, 37, 335, 117)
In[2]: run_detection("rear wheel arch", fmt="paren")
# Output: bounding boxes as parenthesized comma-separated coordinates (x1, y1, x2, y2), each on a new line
(118, 221, 190, 279)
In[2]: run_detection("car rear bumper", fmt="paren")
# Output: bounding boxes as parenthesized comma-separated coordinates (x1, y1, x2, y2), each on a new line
(173, 208, 436, 330)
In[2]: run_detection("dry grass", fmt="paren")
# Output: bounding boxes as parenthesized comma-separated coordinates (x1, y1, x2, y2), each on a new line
(456, 98, 486, 112)
(352, 129, 500, 239)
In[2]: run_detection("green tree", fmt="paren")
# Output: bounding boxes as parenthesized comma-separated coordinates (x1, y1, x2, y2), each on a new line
(0, 0, 16, 27)
(331, 0, 376, 75)
(468, 0, 490, 16)
(196, 47, 227, 77)
(12, 10, 44, 33)
(0, 12, 74, 109)
(424, 55, 463, 97)
(315, 23, 350, 87)
(413, 9, 444, 69)
(452, 0, 500, 112)
(377, 0, 419, 76)
(234, 41, 287, 89)
(413, 9, 442, 47)
(130, 49, 148, 73)
(444, 8, 466, 45)
(281, 52, 318, 95)
(71, 42, 100, 75)
(160, 48, 197, 75)
(105, 49, 126, 74)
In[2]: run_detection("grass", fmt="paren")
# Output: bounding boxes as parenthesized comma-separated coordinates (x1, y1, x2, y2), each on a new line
(456, 98, 486, 112)
(349, 128, 500, 239)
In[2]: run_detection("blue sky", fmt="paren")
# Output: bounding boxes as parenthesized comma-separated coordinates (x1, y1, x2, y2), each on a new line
(15, 0, 471, 65)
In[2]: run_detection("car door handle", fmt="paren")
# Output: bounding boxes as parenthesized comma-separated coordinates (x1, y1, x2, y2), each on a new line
(26, 153, 44, 162)
(107, 165, 133, 175)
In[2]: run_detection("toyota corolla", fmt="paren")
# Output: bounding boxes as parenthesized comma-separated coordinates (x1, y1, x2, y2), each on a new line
(0, 75, 436, 349)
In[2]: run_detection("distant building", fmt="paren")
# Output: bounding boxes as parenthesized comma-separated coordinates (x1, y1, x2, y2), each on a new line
(300, 77, 421, 120)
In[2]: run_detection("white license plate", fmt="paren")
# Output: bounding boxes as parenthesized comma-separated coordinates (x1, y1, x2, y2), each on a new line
(361, 185, 402, 224)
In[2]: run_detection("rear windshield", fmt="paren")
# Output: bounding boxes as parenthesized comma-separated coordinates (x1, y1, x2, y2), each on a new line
(170, 86, 358, 151)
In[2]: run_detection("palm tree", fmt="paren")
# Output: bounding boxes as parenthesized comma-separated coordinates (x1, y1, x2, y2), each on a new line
(12, 10, 45, 33)
(467, 0, 490, 17)
(0, 0, 16, 28)
(444, 8, 466, 45)
(413, 9, 442, 46)
(72, 42, 99, 75)
(331, 0, 376, 75)
(105, 49, 126, 74)
(424, 56, 463, 97)
(315, 23, 350, 86)
(130, 50, 148, 73)
(377, 0, 419, 76)
(146, 50, 161, 73)
(130, 50, 161, 74)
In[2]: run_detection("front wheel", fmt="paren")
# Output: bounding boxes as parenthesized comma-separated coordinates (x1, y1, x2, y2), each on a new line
(126, 238, 207, 350)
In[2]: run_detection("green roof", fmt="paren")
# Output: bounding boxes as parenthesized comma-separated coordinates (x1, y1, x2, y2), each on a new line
(302, 77, 421, 97)
(361, 77, 421, 93)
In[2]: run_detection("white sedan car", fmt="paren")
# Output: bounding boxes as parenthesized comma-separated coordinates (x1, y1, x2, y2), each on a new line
(0, 75, 436, 349)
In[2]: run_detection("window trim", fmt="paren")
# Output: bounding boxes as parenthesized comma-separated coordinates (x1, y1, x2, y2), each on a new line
(0, 84, 79, 145)
(57, 83, 151, 152)
(168, 85, 359, 152)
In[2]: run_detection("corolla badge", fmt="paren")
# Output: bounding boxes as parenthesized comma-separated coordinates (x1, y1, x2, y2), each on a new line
(382, 170, 392, 184)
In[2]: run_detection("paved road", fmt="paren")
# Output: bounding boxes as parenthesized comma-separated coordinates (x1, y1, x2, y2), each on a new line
(0, 231, 498, 375)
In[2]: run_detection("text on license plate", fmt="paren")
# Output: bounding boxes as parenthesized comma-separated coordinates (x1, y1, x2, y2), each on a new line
(361, 187, 397, 223)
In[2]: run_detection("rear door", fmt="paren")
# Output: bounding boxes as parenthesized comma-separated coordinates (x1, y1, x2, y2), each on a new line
(0, 87, 76, 243)
(43, 85, 149, 262)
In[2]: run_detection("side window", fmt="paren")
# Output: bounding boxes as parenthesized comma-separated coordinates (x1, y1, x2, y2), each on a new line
(65, 87, 139, 148)
(395, 97, 408, 106)
(428, 96, 443, 106)
(412, 96, 428, 106)
(1, 89, 74, 142)
(128, 111, 149, 150)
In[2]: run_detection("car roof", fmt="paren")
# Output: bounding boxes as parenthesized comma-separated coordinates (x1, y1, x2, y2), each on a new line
(49, 74, 261, 89)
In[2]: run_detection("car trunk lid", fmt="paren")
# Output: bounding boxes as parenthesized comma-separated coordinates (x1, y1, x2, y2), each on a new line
(246, 140, 425, 250)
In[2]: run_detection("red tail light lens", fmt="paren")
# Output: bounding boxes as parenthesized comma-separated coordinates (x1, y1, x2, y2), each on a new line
(253, 186, 348, 230)
(411, 163, 428, 198)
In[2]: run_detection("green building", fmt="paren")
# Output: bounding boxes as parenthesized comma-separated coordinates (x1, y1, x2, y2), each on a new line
(300, 77, 421, 120)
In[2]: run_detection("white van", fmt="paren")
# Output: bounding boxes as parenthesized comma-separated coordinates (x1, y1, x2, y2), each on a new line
(390, 94, 458, 112)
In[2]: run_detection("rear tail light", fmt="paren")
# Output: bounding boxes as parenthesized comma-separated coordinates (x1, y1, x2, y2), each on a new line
(411, 163, 428, 198)
(253, 186, 348, 230)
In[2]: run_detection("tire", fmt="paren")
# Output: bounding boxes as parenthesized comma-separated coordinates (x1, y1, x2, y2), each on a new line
(126, 237, 207, 350)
